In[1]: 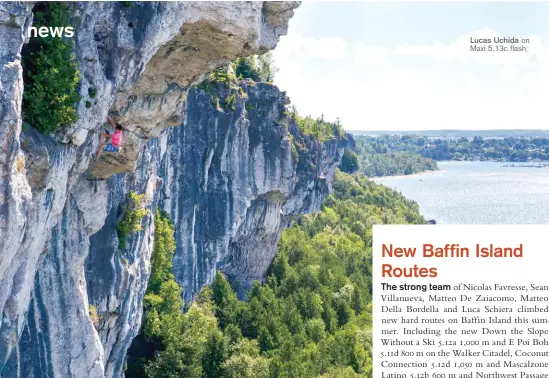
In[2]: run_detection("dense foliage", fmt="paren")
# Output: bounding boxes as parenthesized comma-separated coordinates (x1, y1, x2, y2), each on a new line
(340, 148, 360, 173)
(116, 192, 148, 250)
(233, 53, 277, 83)
(286, 107, 346, 142)
(354, 129, 549, 139)
(126, 209, 183, 377)
(128, 172, 424, 377)
(355, 136, 438, 177)
(356, 134, 549, 162)
(294, 115, 346, 142)
(22, 3, 80, 133)
(199, 53, 276, 99)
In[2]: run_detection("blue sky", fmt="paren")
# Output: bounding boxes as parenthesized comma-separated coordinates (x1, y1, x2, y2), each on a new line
(272, 2, 549, 131)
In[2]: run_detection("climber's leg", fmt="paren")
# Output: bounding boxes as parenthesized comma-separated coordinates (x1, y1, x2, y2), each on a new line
(94, 132, 111, 159)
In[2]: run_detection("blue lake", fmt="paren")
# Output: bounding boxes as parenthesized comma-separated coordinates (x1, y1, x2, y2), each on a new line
(375, 161, 549, 224)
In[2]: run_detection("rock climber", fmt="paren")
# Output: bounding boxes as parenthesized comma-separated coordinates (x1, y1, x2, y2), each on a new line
(94, 117, 123, 159)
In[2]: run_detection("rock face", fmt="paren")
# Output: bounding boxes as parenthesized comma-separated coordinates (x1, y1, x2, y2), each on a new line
(0, 2, 346, 377)
(161, 83, 345, 301)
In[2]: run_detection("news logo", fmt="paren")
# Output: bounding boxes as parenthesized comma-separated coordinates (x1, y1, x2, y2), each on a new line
(27, 26, 74, 38)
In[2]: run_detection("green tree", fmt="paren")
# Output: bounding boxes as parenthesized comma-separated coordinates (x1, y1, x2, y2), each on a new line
(148, 210, 176, 293)
(222, 340, 269, 378)
(202, 331, 228, 378)
(23, 3, 80, 133)
(234, 55, 260, 81)
(116, 192, 148, 250)
(211, 271, 239, 328)
(256, 53, 277, 83)
(340, 148, 360, 173)
(233, 53, 277, 83)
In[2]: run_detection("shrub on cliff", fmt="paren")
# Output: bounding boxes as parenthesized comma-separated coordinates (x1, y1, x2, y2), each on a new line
(142, 209, 180, 339)
(234, 53, 277, 83)
(88, 305, 100, 328)
(147, 210, 177, 294)
(22, 3, 80, 133)
(290, 113, 346, 142)
(116, 192, 148, 250)
(340, 148, 360, 173)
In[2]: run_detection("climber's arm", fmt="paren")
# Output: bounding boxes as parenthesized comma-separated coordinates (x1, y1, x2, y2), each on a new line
(107, 116, 117, 127)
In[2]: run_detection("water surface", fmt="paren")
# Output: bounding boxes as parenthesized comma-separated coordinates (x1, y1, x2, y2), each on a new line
(375, 161, 549, 224)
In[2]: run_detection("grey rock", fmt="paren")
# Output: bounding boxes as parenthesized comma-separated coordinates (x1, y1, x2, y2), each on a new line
(0, 1, 36, 367)
(0, 2, 344, 378)
(163, 83, 346, 299)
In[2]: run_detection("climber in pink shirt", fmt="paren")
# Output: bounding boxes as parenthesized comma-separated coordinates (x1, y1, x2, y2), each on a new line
(94, 117, 123, 159)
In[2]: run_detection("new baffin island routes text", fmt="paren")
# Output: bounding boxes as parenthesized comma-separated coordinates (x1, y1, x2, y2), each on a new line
(373, 225, 549, 378)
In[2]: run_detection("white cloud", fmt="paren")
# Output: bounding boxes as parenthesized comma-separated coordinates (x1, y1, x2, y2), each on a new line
(393, 40, 461, 60)
(275, 34, 348, 62)
(500, 66, 517, 82)
(355, 42, 389, 66)
(274, 25, 549, 131)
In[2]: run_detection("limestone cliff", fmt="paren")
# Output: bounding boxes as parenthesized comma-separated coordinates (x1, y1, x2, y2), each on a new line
(0, 2, 347, 377)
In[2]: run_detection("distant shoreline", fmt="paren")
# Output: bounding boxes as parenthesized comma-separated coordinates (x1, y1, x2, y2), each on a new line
(372, 168, 446, 180)
(370, 160, 549, 181)
(349, 129, 549, 138)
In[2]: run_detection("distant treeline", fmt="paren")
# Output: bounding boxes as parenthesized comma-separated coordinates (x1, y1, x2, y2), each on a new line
(351, 129, 549, 139)
(352, 137, 438, 177)
(356, 134, 549, 162)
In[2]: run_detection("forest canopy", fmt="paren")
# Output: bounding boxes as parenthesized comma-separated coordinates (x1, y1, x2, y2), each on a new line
(354, 136, 438, 177)
(355, 134, 549, 163)
(127, 172, 425, 377)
